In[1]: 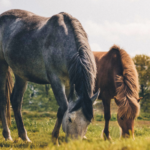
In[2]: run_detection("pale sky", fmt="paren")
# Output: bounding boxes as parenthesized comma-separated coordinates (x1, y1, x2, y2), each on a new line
(0, 0, 150, 57)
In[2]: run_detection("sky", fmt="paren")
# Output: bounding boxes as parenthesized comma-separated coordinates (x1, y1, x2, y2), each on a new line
(0, 0, 150, 57)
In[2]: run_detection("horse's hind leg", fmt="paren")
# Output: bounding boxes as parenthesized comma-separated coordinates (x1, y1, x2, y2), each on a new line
(102, 97, 111, 140)
(10, 75, 31, 142)
(0, 62, 12, 140)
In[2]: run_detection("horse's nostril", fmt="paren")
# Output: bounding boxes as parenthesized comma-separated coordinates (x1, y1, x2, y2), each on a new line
(68, 117, 72, 123)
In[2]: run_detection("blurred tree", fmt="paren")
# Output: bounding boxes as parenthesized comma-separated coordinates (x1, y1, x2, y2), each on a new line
(22, 83, 58, 112)
(133, 55, 150, 112)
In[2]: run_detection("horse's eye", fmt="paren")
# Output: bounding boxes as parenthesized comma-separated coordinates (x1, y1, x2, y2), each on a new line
(68, 117, 72, 123)
(120, 117, 124, 120)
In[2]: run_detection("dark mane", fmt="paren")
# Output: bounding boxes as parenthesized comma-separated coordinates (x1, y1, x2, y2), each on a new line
(61, 12, 97, 121)
(111, 45, 140, 119)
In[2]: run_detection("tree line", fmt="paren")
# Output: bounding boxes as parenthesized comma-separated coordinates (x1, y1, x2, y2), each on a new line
(133, 55, 150, 112)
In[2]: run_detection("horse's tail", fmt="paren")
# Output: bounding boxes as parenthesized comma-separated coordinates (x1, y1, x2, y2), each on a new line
(0, 67, 13, 126)
(111, 45, 140, 119)
(60, 12, 97, 121)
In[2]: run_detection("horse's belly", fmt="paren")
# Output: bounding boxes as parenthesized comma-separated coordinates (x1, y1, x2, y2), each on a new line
(6, 53, 50, 84)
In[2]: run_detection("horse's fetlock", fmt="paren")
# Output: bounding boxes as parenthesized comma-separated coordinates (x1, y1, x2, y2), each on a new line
(3, 129, 10, 139)
(52, 130, 59, 138)
(19, 129, 31, 142)
(104, 129, 109, 136)
(19, 129, 26, 137)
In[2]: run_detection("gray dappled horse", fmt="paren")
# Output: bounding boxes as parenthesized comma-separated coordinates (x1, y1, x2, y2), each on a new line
(0, 9, 99, 143)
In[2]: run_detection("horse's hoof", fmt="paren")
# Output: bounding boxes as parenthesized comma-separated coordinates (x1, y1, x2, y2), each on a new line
(19, 133, 32, 142)
(5, 136, 13, 142)
(83, 136, 87, 139)
(103, 134, 112, 140)
(106, 136, 112, 141)
(19, 131, 32, 143)
(25, 137, 32, 143)
(103, 135, 112, 141)
(52, 137, 59, 146)
(101, 130, 111, 140)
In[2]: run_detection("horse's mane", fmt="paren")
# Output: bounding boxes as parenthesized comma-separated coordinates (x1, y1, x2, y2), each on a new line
(60, 12, 97, 121)
(111, 45, 140, 119)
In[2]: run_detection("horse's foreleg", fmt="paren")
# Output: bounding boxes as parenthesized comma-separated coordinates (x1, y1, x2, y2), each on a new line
(0, 64, 12, 141)
(102, 98, 111, 140)
(10, 75, 31, 142)
(52, 115, 63, 145)
(48, 74, 68, 145)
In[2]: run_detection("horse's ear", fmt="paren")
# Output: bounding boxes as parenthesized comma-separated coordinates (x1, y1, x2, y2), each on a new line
(69, 112, 76, 122)
(69, 84, 78, 102)
(137, 97, 142, 103)
(91, 89, 100, 104)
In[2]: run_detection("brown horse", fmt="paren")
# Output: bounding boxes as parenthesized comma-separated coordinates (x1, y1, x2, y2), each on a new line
(93, 45, 141, 139)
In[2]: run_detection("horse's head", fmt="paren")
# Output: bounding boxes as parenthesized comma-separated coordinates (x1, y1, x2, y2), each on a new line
(62, 89, 100, 139)
(117, 115, 135, 138)
(116, 97, 142, 138)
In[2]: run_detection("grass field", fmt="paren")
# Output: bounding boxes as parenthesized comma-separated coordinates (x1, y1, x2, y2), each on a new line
(0, 111, 150, 150)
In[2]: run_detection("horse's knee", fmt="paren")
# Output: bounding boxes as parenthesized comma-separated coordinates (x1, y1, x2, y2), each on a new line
(104, 112, 111, 121)
(10, 94, 22, 110)
(11, 101, 21, 111)
(57, 106, 67, 119)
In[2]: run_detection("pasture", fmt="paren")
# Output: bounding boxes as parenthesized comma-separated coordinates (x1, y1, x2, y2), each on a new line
(0, 110, 150, 150)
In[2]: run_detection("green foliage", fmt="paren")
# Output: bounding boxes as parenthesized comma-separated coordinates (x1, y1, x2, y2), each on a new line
(22, 82, 58, 112)
(133, 55, 150, 86)
(133, 55, 150, 112)
(95, 114, 117, 121)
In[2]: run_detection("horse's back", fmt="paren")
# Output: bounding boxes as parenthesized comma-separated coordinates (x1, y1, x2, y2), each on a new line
(0, 9, 47, 22)
(93, 51, 107, 65)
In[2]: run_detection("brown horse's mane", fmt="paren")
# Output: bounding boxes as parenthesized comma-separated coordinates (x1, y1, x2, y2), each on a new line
(112, 45, 140, 119)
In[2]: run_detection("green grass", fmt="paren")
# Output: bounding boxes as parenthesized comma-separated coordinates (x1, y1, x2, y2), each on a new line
(0, 111, 150, 150)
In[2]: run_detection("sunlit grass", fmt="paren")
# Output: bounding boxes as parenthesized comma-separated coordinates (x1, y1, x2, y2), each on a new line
(0, 111, 150, 150)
